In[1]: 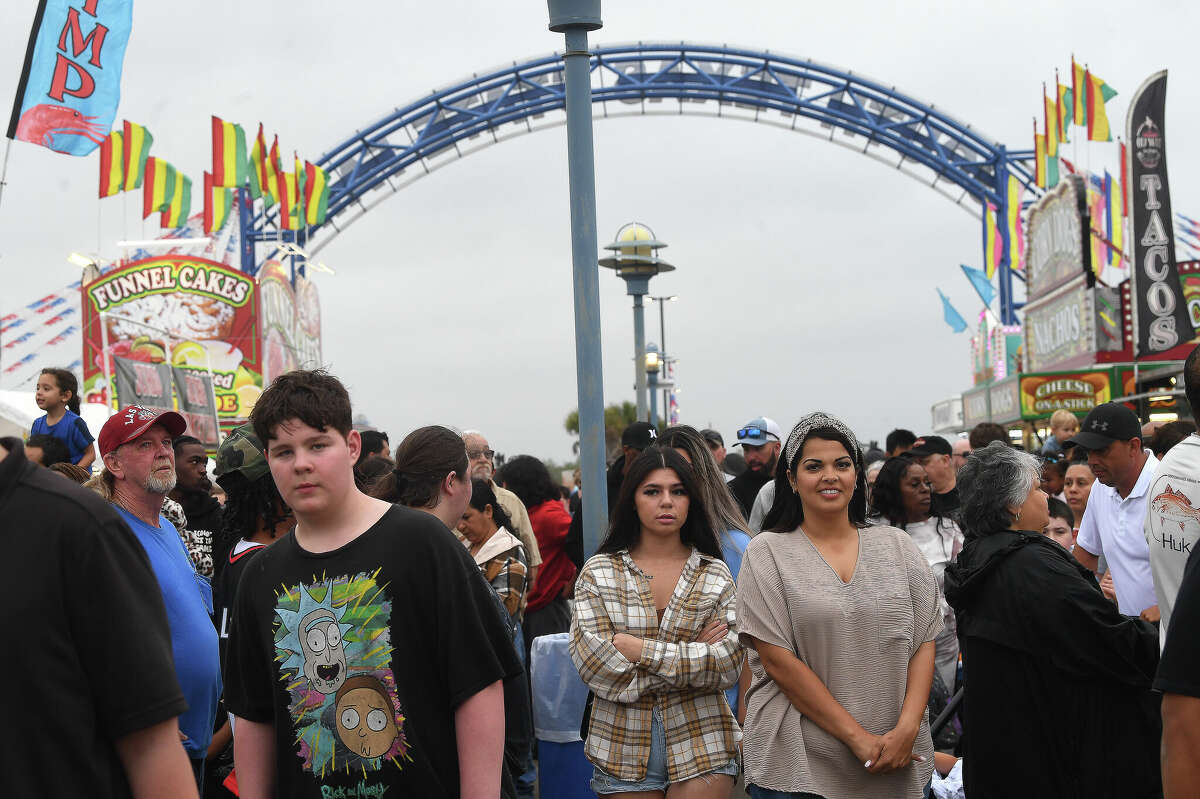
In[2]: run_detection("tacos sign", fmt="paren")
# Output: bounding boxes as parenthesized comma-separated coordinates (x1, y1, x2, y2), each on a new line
(81, 256, 262, 425)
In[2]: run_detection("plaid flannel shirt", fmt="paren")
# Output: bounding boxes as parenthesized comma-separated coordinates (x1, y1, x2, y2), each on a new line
(569, 548, 743, 782)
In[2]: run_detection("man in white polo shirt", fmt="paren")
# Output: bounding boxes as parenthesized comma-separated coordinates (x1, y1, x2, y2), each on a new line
(1069, 402, 1159, 619)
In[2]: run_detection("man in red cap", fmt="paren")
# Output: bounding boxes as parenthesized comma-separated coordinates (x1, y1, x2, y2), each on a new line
(97, 406, 222, 791)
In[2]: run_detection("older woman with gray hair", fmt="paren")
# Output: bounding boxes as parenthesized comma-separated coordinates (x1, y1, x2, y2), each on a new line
(944, 441, 1161, 799)
(737, 412, 940, 798)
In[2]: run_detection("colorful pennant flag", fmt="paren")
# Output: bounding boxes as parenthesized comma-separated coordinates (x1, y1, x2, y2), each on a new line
(142, 157, 175, 219)
(983, 200, 1002, 279)
(211, 115, 247, 188)
(122, 120, 152, 189)
(277, 171, 300, 230)
(1087, 174, 1107, 275)
(1105, 171, 1124, 270)
(1034, 124, 1046, 189)
(294, 151, 307, 225)
(267, 135, 282, 206)
(98, 130, 124, 198)
(1006, 174, 1025, 273)
(248, 123, 273, 205)
(1086, 70, 1117, 142)
(7, 0, 134, 156)
(304, 160, 329, 225)
(937, 289, 968, 333)
(960, 264, 996, 307)
(1044, 86, 1058, 158)
(160, 172, 192, 228)
(1071, 56, 1087, 126)
(203, 172, 233, 233)
(1056, 78, 1071, 143)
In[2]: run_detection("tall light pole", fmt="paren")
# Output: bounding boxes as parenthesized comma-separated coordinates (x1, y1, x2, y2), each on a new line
(599, 223, 674, 421)
(645, 343, 661, 427)
(650, 294, 676, 424)
(547, 0, 608, 557)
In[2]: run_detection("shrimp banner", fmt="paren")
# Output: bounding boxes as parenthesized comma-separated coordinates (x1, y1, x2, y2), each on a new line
(6, 0, 134, 156)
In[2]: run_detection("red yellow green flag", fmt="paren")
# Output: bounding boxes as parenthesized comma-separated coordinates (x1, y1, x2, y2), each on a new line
(203, 172, 233, 233)
(1006, 174, 1024, 274)
(294, 152, 307, 225)
(211, 116, 247, 188)
(1034, 122, 1046, 189)
(248, 123, 274, 205)
(142, 157, 175, 219)
(266, 135, 282, 205)
(122, 121, 153, 190)
(1044, 86, 1059, 158)
(984, 201, 1002, 280)
(277, 171, 300, 230)
(304, 161, 329, 225)
(1056, 80, 1071, 143)
(98, 131, 123, 198)
(1086, 71, 1117, 142)
(1071, 56, 1087, 126)
(1105, 171, 1124, 270)
(160, 172, 192, 228)
(1087, 178, 1106, 274)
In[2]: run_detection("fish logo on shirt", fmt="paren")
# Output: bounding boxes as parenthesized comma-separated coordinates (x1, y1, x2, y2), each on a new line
(1151, 485, 1200, 533)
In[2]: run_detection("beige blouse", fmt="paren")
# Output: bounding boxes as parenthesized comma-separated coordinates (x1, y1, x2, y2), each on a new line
(736, 525, 941, 798)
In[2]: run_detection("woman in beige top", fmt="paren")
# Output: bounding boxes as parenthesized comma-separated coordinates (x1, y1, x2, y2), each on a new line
(736, 412, 941, 799)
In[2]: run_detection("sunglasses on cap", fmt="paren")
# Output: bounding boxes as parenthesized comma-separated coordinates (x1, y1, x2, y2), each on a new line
(738, 426, 768, 440)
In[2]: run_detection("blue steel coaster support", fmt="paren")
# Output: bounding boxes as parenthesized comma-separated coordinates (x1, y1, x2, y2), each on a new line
(548, 0, 609, 557)
(242, 43, 1041, 322)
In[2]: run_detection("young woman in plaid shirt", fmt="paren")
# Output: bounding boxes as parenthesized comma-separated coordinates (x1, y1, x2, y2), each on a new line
(570, 447, 743, 797)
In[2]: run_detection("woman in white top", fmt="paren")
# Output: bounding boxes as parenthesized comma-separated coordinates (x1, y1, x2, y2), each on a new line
(869, 456, 963, 690)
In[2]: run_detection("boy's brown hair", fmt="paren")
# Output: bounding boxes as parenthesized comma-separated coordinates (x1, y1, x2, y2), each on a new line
(250, 370, 353, 444)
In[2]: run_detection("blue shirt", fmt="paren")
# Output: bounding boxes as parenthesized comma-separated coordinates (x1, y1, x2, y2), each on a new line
(116, 508, 221, 758)
(720, 529, 751, 715)
(31, 409, 94, 465)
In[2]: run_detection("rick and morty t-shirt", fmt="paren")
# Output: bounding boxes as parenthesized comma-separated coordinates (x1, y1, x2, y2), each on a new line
(224, 504, 520, 798)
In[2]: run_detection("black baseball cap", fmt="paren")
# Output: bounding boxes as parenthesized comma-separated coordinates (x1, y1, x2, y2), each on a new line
(1064, 403, 1142, 450)
(908, 435, 953, 457)
(621, 421, 658, 450)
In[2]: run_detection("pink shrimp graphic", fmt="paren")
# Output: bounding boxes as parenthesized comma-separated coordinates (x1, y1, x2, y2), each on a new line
(1151, 485, 1200, 532)
(15, 104, 107, 153)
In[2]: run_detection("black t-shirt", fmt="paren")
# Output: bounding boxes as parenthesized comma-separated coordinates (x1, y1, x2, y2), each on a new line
(225, 504, 521, 798)
(729, 468, 772, 519)
(931, 485, 961, 521)
(0, 438, 186, 799)
(213, 540, 268, 672)
(1155, 545, 1200, 698)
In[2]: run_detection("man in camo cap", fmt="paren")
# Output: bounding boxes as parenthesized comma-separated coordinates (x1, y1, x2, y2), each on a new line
(206, 425, 293, 790)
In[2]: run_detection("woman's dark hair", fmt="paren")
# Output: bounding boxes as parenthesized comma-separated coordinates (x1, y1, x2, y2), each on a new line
(355, 454, 394, 494)
(372, 425, 468, 508)
(40, 367, 80, 414)
(499, 455, 561, 509)
(1149, 420, 1198, 459)
(763, 427, 868, 533)
(869, 456, 921, 529)
(469, 478, 515, 532)
(48, 461, 89, 483)
(598, 446, 722, 559)
(212, 473, 290, 578)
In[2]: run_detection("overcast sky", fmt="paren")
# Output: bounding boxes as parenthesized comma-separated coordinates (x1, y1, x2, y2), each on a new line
(2, 1, 1197, 461)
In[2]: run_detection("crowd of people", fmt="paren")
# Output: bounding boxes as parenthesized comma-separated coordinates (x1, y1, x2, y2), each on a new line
(4, 352, 1200, 799)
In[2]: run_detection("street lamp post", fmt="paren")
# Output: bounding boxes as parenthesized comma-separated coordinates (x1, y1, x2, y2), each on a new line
(650, 294, 676, 425)
(546, 0, 609, 557)
(645, 343, 661, 427)
(599, 223, 675, 421)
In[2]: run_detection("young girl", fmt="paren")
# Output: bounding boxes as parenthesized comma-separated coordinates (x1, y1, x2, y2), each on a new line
(32, 368, 94, 470)
(571, 447, 742, 798)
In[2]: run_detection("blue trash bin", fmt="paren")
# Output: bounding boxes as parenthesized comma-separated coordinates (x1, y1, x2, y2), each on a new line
(531, 632, 594, 799)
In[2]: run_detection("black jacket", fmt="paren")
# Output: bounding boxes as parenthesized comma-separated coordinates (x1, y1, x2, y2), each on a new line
(944, 529, 1161, 799)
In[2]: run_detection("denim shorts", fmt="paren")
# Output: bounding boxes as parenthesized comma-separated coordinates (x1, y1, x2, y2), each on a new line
(590, 707, 739, 794)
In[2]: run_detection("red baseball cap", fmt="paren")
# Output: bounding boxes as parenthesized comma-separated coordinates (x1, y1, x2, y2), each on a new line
(98, 405, 188, 457)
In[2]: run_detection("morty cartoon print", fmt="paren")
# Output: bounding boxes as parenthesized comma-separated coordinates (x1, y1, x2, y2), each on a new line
(274, 573, 411, 776)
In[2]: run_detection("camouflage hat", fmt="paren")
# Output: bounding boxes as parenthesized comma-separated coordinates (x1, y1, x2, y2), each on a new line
(214, 424, 269, 484)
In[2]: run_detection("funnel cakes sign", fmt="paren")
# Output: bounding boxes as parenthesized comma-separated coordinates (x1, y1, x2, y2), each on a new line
(81, 256, 262, 427)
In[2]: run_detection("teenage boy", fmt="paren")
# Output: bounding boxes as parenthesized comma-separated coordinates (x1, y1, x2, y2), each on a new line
(225, 371, 519, 799)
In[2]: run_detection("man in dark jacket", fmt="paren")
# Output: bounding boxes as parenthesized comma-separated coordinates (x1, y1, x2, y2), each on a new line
(945, 441, 1161, 799)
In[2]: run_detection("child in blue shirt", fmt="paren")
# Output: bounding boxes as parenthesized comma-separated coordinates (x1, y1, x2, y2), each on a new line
(31, 368, 94, 470)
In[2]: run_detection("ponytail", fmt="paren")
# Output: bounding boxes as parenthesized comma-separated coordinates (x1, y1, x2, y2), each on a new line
(42, 368, 80, 414)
